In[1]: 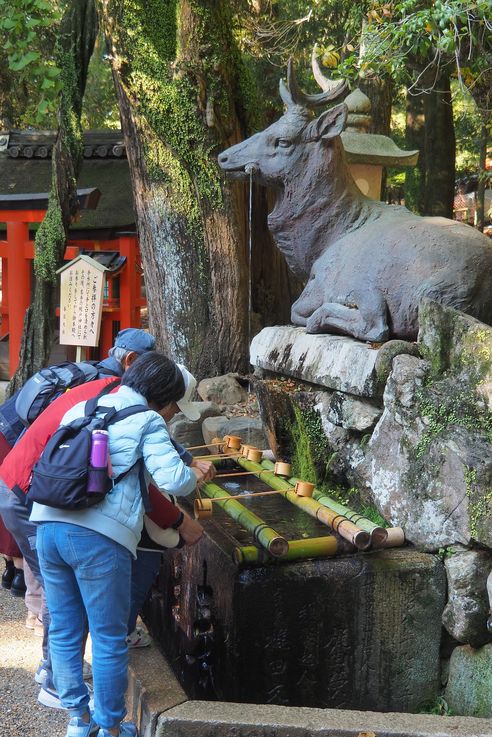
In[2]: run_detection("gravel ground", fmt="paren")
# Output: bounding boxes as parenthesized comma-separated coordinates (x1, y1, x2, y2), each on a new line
(0, 585, 69, 737)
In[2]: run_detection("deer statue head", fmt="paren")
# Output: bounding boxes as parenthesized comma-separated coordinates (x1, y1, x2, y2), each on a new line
(218, 56, 349, 191)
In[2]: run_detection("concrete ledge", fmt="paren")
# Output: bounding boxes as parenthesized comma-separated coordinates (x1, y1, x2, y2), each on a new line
(156, 701, 492, 737)
(128, 640, 492, 737)
(127, 641, 187, 737)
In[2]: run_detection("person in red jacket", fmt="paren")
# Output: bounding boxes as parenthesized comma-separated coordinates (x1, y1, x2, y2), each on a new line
(0, 373, 213, 709)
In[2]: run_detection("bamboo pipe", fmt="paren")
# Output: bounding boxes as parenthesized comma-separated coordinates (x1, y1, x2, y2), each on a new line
(215, 471, 257, 479)
(199, 488, 282, 503)
(200, 481, 289, 557)
(184, 440, 225, 452)
(233, 536, 338, 565)
(194, 452, 241, 461)
(262, 459, 388, 546)
(297, 479, 387, 545)
(380, 526, 405, 548)
(236, 457, 371, 550)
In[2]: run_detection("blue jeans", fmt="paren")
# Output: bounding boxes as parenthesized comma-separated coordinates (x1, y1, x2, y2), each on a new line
(128, 550, 162, 634)
(36, 522, 131, 729)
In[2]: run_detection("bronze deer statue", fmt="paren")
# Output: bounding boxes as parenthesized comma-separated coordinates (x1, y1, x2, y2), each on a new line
(218, 59, 492, 342)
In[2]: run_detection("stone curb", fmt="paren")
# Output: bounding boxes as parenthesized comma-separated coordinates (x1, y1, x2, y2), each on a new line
(128, 639, 492, 737)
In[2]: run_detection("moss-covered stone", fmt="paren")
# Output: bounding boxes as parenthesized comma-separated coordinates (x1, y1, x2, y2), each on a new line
(444, 643, 492, 716)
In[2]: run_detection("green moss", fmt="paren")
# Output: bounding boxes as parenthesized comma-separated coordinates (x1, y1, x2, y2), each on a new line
(414, 386, 492, 459)
(465, 466, 492, 539)
(283, 400, 386, 525)
(33, 38, 84, 283)
(106, 0, 263, 300)
(413, 320, 492, 458)
(290, 403, 324, 484)
(34, 201, 65, 281)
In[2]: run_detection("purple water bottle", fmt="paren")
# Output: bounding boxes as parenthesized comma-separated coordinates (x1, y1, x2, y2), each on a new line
(87, 430, 109, 494)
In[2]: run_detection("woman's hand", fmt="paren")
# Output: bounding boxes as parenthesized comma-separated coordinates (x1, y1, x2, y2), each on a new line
(178, 512, 204, 545)
(191, 459, 217, 482)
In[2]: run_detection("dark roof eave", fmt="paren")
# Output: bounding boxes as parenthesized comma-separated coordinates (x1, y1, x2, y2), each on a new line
(0, 188, 101, 211)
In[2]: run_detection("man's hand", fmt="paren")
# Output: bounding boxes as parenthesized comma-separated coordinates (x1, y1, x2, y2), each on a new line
(178, 512, 204, 545)
(191, 459, 217, 483)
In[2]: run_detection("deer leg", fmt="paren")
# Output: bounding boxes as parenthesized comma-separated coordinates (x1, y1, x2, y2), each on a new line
(291, 290, 322, 327)
(306, 289, 389, 342)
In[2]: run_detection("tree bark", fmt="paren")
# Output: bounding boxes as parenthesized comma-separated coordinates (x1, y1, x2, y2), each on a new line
(8, 0, 97, 392)
(422, 70, 455, 218)
(404, 89, 426, 214)
(359, 74, 393, 199)
(100, 0, 279, 377)
(475, 121, 488, 232)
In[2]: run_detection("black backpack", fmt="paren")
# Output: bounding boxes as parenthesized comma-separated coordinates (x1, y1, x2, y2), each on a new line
(15, 361, 119, 428)
(28, 396, 149, 511)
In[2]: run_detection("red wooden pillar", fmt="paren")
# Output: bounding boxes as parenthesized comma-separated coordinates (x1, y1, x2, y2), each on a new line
(99, 313, 114, 362)
(6, 221, 31, 375)
(118, 235, 140, 328)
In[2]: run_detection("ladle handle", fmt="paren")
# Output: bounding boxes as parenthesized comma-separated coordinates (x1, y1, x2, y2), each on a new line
(205, 489, 281, 503)
(215, 471, 256, 478)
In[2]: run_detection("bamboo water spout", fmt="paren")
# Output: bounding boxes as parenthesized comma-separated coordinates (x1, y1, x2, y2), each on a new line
(261, 459, 403, 548)
(233, 536, 338, 565)
(235, 457, 371, 550)
(199, 481, 289, 557)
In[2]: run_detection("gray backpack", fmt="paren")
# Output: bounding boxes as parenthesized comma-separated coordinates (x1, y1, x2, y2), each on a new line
(15, 361, 102, 427)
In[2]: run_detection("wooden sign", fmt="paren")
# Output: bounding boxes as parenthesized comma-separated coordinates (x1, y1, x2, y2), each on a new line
(57, 255, 107, 347)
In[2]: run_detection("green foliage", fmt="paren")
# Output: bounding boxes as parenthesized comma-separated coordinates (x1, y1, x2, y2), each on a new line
(356, 0, 491, 113)
(81, 33, 119, 129)
(0, 0, 62, 123)
(436, 545, 456, 561)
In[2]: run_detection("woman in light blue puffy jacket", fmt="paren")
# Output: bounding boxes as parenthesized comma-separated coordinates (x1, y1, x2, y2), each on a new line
(32, 352, 204, 737)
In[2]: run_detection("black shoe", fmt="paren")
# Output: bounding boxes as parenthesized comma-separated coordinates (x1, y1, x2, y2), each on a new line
(10, 568, 26, 597)
(1, 559, 15, 590)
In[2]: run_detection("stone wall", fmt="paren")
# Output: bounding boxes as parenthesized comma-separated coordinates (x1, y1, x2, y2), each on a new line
(250, 300, 492, 716)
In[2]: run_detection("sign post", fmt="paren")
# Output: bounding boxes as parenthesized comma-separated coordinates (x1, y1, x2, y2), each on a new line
(57, 255, 107, 360)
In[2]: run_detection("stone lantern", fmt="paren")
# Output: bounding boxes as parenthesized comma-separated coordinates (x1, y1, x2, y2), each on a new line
(341, 88, 418, 200)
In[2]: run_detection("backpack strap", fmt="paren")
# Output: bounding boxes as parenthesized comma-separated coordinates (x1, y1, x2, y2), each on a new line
(97, 379, 121, 397)
(103, 404, 152, 513)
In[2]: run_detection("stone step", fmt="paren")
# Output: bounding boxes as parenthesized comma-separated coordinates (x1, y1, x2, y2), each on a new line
(128, 642, 492, 737)
(156, 702, 492, 737)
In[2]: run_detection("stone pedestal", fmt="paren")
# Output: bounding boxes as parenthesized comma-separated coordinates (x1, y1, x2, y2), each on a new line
(145, 529, 445, 714)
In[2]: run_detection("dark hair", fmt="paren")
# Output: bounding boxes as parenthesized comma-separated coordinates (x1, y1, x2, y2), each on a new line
(121, 352, 185, 410)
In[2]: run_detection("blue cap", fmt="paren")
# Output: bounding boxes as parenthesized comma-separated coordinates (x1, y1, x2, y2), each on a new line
(114, 328, 156, 355)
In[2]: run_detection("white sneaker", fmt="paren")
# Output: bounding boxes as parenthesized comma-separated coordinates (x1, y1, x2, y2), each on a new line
(38, 682, 94, 710)
(126, 626, 151, 648)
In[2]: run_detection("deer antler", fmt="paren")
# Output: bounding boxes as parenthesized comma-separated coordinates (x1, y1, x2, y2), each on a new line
(279, 58, 348, 110)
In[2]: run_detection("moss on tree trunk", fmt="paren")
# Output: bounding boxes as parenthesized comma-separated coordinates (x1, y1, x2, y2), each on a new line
(100, 0, 268, 376)
(8, 0, 97, 392)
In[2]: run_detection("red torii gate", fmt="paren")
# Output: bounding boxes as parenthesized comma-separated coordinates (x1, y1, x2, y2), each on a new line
(0, 189, 145, 376)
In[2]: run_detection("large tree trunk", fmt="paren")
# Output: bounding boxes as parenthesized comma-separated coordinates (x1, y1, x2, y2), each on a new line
(422, 70, 455, 218)
(8, 0, 97, 392)
(405, 89, 426, 214)
(100, 0, 257, 377)
(475, 119, 489, 233)
(359, 75, 393, 199)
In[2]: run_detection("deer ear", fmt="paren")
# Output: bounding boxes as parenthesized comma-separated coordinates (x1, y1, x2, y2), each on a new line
(306, 103, 347, 142)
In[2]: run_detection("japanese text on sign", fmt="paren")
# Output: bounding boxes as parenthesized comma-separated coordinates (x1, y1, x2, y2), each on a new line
(59, 257, 105, 347)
